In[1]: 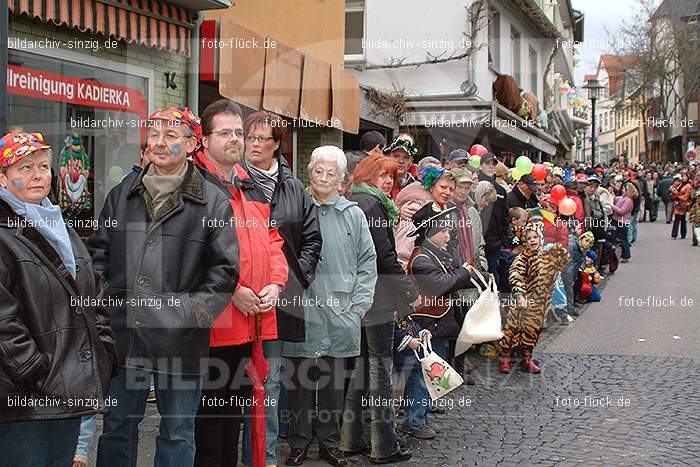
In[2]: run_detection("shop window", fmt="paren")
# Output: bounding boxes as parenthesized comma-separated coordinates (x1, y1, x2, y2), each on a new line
(7, 49, 149, 237)
(345, 0, 365, 59)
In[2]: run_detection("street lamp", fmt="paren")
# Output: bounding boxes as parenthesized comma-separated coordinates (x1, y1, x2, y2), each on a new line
(583, 79, 605, 166)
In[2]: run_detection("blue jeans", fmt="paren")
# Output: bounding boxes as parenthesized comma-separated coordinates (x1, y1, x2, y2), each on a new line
(75, 415, 97, 460)
(340, 319, 400, 459)
(401, 339, 446, 428)
(96, 368, 203, 467)
(0, 418, 81, 467)
(615, 223, 631, 259)
(241, 339, 283, 466)
(628, 213, 638, 243)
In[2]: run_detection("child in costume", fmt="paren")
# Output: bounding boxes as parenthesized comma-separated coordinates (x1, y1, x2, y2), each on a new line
(499, 218, 570, 374)
(578, 250, 602, 303)
(399, 203, 487, 438)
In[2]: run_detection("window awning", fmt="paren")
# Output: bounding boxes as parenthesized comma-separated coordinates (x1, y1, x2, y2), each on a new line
(402, 99, 558, 155)
(208, 20, 359, 133)
(9, 0, 196, 56)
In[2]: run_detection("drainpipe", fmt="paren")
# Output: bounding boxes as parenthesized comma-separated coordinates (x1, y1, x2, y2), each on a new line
(0, 5, 8, 134)
(188, 12, 204, 113)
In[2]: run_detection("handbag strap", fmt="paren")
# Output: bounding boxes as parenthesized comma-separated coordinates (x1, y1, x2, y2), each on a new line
(469, 267, 488, 292)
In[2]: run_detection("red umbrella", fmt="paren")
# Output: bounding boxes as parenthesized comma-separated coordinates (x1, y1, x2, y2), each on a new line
(245, 314, 269, 467)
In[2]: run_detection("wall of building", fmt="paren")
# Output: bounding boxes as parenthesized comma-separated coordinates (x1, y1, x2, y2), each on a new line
(205, 0, 345, 66)
(350, 0, 552, 103)
(8, 16, 189, 110)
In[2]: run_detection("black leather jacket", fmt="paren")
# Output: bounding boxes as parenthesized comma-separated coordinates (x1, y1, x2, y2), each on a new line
(0, 198, 117, 422)
(350, 191, 419, 323)
(87, 161, 239, 376)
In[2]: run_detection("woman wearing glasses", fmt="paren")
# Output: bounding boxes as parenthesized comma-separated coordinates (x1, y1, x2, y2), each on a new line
(239, 111, 322, 467)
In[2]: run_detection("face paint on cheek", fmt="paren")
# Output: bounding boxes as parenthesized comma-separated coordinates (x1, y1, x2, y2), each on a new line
(11, 178, 25, 190)
(170, 144, 181, 157)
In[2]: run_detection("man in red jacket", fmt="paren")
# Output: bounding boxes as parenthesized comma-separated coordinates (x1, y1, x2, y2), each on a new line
(193, 99, 288, 467)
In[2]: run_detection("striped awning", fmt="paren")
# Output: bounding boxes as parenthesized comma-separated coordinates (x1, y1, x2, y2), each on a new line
(8, 0, 195, 56)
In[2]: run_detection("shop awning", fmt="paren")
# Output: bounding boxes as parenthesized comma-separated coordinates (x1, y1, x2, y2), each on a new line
(403, 99, 558, 155)
(7, 0, 214, 56)
(207, 20, 359, 133)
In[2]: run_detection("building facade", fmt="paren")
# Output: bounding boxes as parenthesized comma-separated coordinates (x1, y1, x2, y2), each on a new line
(344, 0, 583, 163)
(6, 0, 227, 235)
(201, 0, 358, 183)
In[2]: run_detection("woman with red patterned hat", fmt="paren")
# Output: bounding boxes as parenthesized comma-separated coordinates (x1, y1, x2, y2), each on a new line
(0, 132, 118, 467)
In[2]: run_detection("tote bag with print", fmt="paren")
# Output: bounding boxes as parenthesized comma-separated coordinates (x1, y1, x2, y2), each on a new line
(414, 336, 463, 400)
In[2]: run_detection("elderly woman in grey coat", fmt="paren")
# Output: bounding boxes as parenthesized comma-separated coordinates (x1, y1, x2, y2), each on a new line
(283, 146, 377, 467)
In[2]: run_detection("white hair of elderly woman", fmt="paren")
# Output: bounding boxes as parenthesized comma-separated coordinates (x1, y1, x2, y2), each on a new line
(475, 180, 497, 204)
(308, 145, 348, 182)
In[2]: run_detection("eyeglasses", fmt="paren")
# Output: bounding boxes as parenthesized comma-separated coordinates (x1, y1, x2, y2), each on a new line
(245, 135, 275, 143)
(210, 128, 244, 139)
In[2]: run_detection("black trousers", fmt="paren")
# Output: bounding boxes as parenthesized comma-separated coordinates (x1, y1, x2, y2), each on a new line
(195, 343, 252, 467)
(672, 213, 687, 239)
(286, 356, 346, 450)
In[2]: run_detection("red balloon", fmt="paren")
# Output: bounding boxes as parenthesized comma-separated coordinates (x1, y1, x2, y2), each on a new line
(559, 197, 577, 216)
(531, 163, 547, 181)
(470, 144, 488, 156)
(551, 184, 566, 202)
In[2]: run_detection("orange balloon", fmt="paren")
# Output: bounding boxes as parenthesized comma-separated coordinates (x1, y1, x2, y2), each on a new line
(559, 197, 577, 216)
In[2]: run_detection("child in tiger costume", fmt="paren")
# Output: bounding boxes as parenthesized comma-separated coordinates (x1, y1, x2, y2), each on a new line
(499, 218, 570, 374)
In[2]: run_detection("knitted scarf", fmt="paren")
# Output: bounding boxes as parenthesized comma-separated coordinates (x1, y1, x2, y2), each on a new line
(241, 157, 278, 202)
(455, 202, 476, 265)
(351, 182, 399, 226)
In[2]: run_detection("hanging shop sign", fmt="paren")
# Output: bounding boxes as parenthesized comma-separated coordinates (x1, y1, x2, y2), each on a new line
(6, 65, 147, 116)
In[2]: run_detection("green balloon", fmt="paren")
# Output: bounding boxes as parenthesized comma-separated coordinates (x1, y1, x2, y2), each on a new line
(469, 155, 481, 168)
(109, 166, 125, 183)
(512, 167, 523, 180)
(515, 156, 533, 174)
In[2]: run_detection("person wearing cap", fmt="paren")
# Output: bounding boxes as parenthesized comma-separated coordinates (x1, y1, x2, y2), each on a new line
(0, 132, 118, 466)
(477, 152, 510, 282)
(446, 148, 470, 170)
(448, 168, 487, 271)
(506, 173, 539, 210)
(404, 203, 487, 434)
(89, 107, 240, 467)
(383, 137, 419, 200)
(495, 163, 510, 191)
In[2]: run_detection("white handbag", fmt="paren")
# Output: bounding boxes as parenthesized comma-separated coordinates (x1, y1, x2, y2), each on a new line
(413, 336, 463, 401)
(454, 271, 503, 356)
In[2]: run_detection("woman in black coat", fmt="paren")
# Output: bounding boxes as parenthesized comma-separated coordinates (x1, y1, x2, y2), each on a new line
(0, 133, 117, 467)
(339, 154, 419, 464)
(239, 111, 322, 466)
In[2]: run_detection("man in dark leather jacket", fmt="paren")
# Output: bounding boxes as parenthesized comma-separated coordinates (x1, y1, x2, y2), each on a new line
(88, 107, 239, 467)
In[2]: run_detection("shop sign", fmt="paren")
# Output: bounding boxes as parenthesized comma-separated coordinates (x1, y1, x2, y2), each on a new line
(7, 65, 147, 116)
